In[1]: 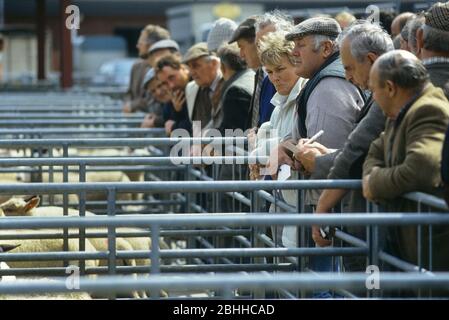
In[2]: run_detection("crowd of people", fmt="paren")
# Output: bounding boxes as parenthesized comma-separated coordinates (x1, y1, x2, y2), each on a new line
(122, 2, 449, 286)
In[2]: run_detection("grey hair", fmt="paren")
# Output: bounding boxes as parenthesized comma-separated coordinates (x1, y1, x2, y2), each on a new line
(337, 21, 394, 62)
(312, 35, 339, 53)
(255, 9, 294, 34)
(217, 43, 247, 71)
(422, 24, 449, 53)
(376, 50, 429, 90)
(407, 15, 425, 55)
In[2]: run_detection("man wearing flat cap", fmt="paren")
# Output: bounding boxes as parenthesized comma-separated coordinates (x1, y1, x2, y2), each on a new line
(229, 16, 276, 131)
(269, 17, 365, 296)
(417, 1, 449, 99)
(147, 39, 181, 68)
(274, 17, 365, 195)
(182, 42, 224, 132)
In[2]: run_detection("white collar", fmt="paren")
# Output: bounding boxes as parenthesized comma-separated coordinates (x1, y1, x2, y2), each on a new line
(270, 77, 306, 109)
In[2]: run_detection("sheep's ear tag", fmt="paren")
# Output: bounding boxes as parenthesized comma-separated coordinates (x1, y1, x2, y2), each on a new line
(0, 244, 20, 253)
(25, 196, 40, 212)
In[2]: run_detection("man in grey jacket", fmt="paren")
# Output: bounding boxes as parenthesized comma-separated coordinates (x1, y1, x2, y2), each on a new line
(306, 23, 393, 264)
(269, 17, 365, 298)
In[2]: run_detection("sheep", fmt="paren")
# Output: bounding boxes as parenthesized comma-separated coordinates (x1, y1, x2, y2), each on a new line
(0, 196, 170, 257)
(0, 197, 167, 298)
(0, 172, 25, 203)
(0, 233, 144, 299)
(0, 230, 99, 270)
(0, 244, 20, 282)
(0, 244, 92, 300)
(40, 171, 133, 203)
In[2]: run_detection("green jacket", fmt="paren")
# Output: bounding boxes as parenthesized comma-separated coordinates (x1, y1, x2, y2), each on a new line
(363, 84, 449, 270)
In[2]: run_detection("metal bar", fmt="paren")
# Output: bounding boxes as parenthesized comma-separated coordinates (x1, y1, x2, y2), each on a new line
(0, 137, 247, 148)
(2, 273, 449, 295)
(2, 213, 449, 229)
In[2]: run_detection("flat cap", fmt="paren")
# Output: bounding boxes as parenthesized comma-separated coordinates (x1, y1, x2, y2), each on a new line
(207, 18, 238, 52)
(142, 68, 156, 89)
(182, 42, 210, 64)
(425, 1, 449, 32)
(285, 17, 342, 41)
(228, 16, 258, 44)
(148, 39, 180, 55)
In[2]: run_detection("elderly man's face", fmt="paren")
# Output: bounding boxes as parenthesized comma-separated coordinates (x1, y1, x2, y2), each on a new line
(340, 38, 373, 90)
(157, 65, 189, 91)
(237, 38, 260, 69)
(186, 56, 219, 88)
(291, 35, 327, 78)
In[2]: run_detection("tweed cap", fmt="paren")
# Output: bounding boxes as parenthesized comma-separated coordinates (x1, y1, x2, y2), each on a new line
(148, 39, 180, 55)
(182, 42, 210, 64)
(285, 17, 342, 41)
(228, 16, 258, 44)
(425, 1, 449, 31)
(142, 68, 156, 89)
(207, 18, 238, 52)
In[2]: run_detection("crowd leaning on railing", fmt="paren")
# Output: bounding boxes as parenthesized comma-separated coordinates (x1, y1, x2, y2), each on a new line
(1, 2, 449, 300)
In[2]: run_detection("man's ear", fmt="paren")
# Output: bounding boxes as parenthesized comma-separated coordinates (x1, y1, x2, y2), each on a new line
(416, 27, 424, 57)
(386, 80, 396, 98)
(321, 40, 335, 59)
(366, 52, 378, 66)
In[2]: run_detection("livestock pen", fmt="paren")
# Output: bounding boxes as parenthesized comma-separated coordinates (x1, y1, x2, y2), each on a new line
(0, 92, 448, 300)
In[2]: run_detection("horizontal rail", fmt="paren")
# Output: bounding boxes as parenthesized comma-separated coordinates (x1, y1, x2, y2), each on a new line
(2, 273, 449, 294)
(0, 137, 247, 147)
(1, 213, 449, 229)
(0, 114, 143, 119)
(0, 128, 165, 136)
(0, 180, 361, 194)
(0, 157, 256, 166)
(0, 119, 142, 126)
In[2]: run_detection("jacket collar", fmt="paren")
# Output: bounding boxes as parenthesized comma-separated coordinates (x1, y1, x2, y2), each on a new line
(270, 77, 305, 109)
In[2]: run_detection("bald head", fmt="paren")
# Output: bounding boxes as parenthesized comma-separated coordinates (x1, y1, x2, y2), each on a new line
(391, 12, 415, 37)
(370, 50, 429, 118)
(373, 49, 428, 89)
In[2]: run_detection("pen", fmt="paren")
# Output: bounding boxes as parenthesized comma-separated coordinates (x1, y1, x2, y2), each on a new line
(304, 130, 324, 146)
(283, 130, 325, 154)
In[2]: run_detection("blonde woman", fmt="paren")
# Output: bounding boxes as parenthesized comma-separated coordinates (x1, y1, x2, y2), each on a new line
(249, 31, 307, 246)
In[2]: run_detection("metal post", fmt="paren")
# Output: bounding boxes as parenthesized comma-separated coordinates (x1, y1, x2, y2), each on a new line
(59, 0, 73, 88)
(36, 0, 46, 80)
(79, 162, 86, 276)
(150, 224, 160, 299)
(106, 188, 117, 300)
(62, 144, 69, 267)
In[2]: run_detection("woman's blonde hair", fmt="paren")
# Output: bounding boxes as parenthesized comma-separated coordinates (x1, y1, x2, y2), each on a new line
(258, 31, 296, 67)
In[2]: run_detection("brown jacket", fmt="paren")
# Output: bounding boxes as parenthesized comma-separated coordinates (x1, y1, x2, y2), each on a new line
(363, 84, 449, 270)
(125, 59, 151, 112)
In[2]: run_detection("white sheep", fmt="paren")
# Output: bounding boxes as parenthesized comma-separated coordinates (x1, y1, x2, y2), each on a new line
(0, 244, 19, 282)
(0, 197, 166, 298)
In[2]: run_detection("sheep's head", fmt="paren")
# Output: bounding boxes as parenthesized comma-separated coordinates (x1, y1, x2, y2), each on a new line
(0, 196, 40, 216)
